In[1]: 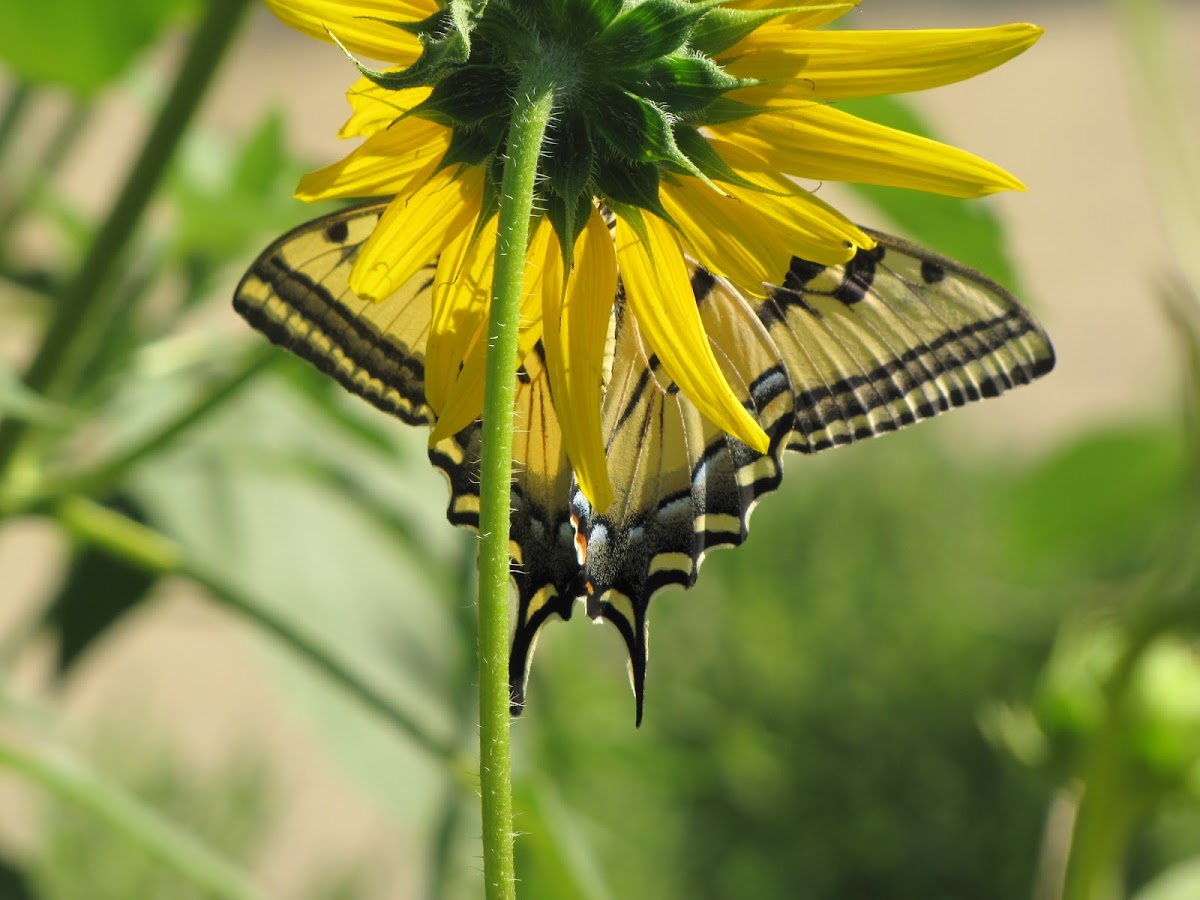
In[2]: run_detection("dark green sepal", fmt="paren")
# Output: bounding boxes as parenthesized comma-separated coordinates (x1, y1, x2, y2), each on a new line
(603, 199, 652, 247)
(552, 0, 624, 42)
(672, 125, 762, 191)
(592, 87, 681, 166)
(543, 111, 594, 201)
(419, 64, 514, 127)
(592, 0, 708, 67)
(596, 159, 668, 219)
(356, 12, 444, 38)
(623, 55, 744, 114)
(440, 123, 503, 168)
(689, 7, 783, 57)
(687, 95, 768, 126)
(341, 23, 471, 92)
(545, 191, 594, 276)
(473, 3, 540, 59)
(471, 172, 502, 242)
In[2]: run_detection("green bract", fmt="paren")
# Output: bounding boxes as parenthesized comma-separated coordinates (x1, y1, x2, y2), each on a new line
(349, 0, 759, 249)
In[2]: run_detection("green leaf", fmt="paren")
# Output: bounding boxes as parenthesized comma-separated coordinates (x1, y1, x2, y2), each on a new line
(1127, 638, 1200, 784)
(838, 94, 1022, 293)
(0, 856, 35, 900)
(47, 495, 161, 678)
(127, 378, 469, 820)
(169, 111, 324, 302)
(1134, 857, 1200, 900)
(514, 781, 613, 900)
(1003, 426, 1188, 578)
(0, 361, 72, 426)
(0, 0, 197, 95)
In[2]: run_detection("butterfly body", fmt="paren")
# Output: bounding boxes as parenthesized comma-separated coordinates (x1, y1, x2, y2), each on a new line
(235, 202, 1054, 724)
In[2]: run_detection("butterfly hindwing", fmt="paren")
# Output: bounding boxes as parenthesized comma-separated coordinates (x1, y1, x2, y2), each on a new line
(571, 266, 796, 723)
(428, 345, 581, 713)
(569, 236, 1053, 722)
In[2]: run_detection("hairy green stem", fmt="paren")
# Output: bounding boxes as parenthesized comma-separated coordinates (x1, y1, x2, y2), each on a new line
(53, 496, 465, 767)
(0, 0, 252, 480)
(477, 73, 556, 900)
(0, 738, 267, 900)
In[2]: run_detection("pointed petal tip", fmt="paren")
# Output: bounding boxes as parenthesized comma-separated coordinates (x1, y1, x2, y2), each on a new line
(579, 477, 615, 517)
(348, 259, 395, 302)
(427, 417, 452, 446)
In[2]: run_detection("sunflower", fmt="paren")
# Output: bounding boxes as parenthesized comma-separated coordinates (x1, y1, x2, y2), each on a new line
(263, 0, 1040, 512)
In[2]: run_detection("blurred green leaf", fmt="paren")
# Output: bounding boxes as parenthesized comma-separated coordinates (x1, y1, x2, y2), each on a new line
(46, 494, 161, 678)
(838, 94, 1021, 293)
(125, 376, 469, 823)
(524, 434, 1056, 900)
(1128, 638, 1200, 785)
(0, 362, 71, 426)
(272, 355, 407, 458)
(0, 0, 197, 95)
(0, 856, 35, 900)
(1134, 856, 1200, 900)
(1003, 426, 1187, 578)
(1032, 619, 1124, 760)
(514, 781, 613, 900)
(169, 111, 323, 303)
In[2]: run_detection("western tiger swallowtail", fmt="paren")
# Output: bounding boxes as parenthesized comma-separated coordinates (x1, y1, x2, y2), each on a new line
(234, 202, 1054, 724)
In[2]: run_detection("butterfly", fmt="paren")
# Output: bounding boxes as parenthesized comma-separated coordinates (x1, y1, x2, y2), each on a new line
(234, 201, 1054, 724)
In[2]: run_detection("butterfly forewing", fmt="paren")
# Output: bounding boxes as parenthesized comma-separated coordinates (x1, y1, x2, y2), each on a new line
(234, 202, 436, 427)
(754, 232, 1054, 454)
(236, 206, 1054, 724)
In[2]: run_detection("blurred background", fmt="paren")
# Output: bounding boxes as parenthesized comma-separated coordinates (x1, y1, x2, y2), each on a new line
(1, 1, 1199, 898)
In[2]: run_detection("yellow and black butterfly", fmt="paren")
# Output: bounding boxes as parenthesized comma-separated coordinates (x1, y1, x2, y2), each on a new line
(234, 202, 1054, 724)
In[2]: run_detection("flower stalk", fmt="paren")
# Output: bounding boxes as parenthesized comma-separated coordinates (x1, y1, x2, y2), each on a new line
(475, 70, 556, 900)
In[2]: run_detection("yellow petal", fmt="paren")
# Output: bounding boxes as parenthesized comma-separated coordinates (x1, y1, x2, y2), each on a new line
(712, 104, 1025, 198)
(339, 77, 431, 139)
(264, 0, 432, 64)
(727, 24, 1043, 101)
(350, 163, 484, 301)
(296, 118, 450, 201)
(662, 176, 859, 297)
(543, 205, 616, 512)
(425, 215, 498, 415)
(430, 219, 555, 443)
(615, 213, 769, 454)
(704, 136, 874, 250)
